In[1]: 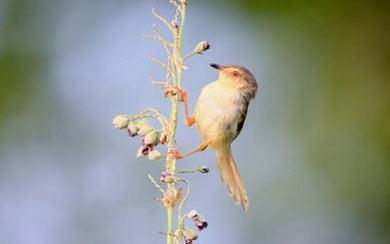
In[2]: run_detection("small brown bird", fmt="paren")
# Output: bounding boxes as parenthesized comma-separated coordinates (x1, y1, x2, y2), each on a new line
(173, 63, 258, 210)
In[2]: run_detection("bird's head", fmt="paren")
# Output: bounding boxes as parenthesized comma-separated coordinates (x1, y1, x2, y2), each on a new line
(210, 63, 258, 99)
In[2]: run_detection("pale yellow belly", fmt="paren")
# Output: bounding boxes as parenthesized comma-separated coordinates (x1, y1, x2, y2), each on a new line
(194, 81, 241, 146)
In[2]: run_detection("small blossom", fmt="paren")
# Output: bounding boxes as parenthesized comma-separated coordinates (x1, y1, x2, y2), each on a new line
(148, 149, 162, 160)
(183, 228, 198, 244)
(112, 115, 129, 129)
(197, 165, 209, 174)
(144, 130, 160, 146)
(160, 171, 176, 183)
(192, 41, 210, 55)
(136, 144, 153, 158)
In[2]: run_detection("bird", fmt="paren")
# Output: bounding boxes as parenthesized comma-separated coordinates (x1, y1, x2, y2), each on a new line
(171, 63, 258, 210)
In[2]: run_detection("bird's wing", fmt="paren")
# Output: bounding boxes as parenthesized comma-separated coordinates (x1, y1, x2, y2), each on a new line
(229, 99, 249, 142)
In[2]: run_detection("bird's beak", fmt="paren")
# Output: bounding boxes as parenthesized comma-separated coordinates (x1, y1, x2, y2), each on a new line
(210, 63, 223, 70)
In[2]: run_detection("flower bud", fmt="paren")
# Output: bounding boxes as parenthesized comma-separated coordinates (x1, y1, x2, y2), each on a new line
(197, 165, 209, 174)
(183, 228, 198, 244)
(160, 171, 176, 183)
(171, 20, 179, 29)
(160, 131, 167, 145)
(136, 144, 153, 158)
(148, 149, 162, 160)
(192, 41, 210, 55)
(144, 130, 160, 146)
(187, 210, 198, 219)
(187, 210, 208, 231)
(137, 124, 154, 136)
(112, 115, 129, 129)
(127, 120, 138, 136)
(195, 220, 208, 231)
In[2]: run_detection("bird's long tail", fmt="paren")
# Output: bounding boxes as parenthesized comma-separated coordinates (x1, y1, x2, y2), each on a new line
(215, 145, 249, 210)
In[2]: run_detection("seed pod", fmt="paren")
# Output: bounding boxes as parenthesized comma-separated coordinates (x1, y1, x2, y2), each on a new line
(148, 149, 162, 160)
(192, 41, 210, 55)
(138, 124, 154, 136)
(112, 115, 129, 129)
(144, 130, 160, 146)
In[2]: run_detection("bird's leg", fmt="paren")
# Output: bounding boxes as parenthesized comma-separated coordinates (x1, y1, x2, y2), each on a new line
(177, 88, 195, 127)
(163, 84, 195, 127)
(168, 140, 211, 160)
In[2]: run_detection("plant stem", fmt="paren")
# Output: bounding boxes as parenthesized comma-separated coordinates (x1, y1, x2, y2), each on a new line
(166, 207, 174, 244)
(166, 1, 187, 244)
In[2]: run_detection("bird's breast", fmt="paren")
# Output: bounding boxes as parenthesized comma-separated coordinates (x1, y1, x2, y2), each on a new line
(194, 82, 246, 146)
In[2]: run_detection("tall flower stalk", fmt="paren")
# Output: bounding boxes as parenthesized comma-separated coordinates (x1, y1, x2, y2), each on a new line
(112, 1, 210, 243)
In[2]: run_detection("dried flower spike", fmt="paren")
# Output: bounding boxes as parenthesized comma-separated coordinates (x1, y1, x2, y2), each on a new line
(162, 188, 182, 208)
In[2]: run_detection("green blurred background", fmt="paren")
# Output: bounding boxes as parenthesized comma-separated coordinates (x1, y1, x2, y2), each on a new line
(0, 0, 389, 243)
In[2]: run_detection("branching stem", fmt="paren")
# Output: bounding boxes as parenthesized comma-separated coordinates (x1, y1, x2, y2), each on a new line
(165, 1, 187, 244)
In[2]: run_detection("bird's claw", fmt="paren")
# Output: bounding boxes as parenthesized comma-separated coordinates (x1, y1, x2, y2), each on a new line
(185, 117, 195, 127)
(167, 149, 184, 160)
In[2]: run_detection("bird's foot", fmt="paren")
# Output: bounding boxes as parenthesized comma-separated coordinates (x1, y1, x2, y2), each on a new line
(185, 116, 195, 127)
(167, 149, 184, 160)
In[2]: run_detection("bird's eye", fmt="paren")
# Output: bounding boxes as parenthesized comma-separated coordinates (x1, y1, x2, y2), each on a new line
(232, 71, 240, 77)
